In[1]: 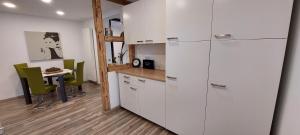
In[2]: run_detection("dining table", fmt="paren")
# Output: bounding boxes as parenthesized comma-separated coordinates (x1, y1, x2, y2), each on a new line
(42, 69, 73, 103)
(22, 68, 73, 104)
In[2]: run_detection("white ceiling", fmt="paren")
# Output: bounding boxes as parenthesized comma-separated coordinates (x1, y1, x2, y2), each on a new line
(0, 0, 124, 21)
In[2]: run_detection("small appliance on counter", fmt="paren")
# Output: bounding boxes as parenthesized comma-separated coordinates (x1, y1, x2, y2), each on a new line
(143, 59, 155, 69)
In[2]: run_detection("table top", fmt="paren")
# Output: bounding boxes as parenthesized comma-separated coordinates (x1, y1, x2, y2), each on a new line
(42, 69, 73, 77)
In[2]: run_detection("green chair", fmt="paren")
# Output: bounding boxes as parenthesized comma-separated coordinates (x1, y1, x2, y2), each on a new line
(24, 67, 57, 108)
(14, 63, 28, 78)
(65, 62, 85, 95)
(14, 63, 33, 104)
(63, 59, 75, 80)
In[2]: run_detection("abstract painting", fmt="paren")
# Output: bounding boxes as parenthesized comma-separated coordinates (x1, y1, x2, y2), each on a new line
(25, 31, 63, 61)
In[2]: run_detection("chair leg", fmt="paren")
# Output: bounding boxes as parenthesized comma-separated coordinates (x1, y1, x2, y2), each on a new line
(33, 96, 45, 109)
(78, 85, 86, 96)
(33, 93, 55, 109)
(46, 93, 55, 107)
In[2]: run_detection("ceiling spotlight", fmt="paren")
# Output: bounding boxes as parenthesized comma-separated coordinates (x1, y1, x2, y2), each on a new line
(41, 0, 52, 4)
(2, 2, 16, 8)
(56, 10, 65, 16)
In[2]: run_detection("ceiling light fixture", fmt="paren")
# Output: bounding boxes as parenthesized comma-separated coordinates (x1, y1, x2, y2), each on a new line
(41, 0, 52, 4)
(2, 2, 16, 8)
(56, 10, 65, 16)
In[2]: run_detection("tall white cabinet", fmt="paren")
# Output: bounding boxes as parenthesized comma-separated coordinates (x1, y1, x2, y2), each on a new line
(204, 0, 294, 135)
(205, 39, 287, 135)
(123, 0, 294, 134)
(166, 41, 210, 135)
(165, 0, 294, 135)
(165, 0, 213, 134)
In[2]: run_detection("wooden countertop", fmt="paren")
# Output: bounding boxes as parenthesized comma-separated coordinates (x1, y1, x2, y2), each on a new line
(117, 68, 166, 82)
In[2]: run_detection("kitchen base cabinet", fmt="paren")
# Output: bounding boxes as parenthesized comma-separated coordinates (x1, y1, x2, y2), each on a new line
(118, 73, 166, 127)
(205, 39, 287, 135)
(166, 41, 210, 135)
(139, 78, 166, 127)
(119, 74, 140, 114)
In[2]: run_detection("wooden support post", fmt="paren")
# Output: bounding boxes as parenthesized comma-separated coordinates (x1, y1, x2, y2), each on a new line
(128, 45, 135, 67)
(92, 0, 111, 111)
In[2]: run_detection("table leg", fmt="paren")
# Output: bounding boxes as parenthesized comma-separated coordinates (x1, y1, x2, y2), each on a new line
(58, 76, 68, 102)
(47, 77, 53, 85)
(20, 78, 32, 104)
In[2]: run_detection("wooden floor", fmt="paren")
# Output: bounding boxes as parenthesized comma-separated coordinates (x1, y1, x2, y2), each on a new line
(0, 83, 174, 135)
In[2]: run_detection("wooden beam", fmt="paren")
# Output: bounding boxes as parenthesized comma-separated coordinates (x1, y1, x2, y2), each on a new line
(92, 0, 111, 111)
(128, 45, 135, 67)
(105, 36, 124, 42)
(107, 0, 132, 5)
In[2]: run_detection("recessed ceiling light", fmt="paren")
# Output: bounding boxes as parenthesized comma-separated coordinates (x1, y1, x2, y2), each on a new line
(56, 10, 65, 16)
(2, 2, 16, 8)
(41, 0, 52, 4)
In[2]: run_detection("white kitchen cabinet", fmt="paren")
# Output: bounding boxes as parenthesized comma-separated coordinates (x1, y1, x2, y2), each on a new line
(118, 74, 166, 127)
(212, 0, 294, 40)
(166, 0, 213, 41)
(123, 0, 145, 44)
(123, 0, 165, 44)
(143, 0, 165, 43)
(166, 41, 210, 135)
(139, 78, 166, 127)
(205, 39, 287, 135)
(119, 74, 140, 114)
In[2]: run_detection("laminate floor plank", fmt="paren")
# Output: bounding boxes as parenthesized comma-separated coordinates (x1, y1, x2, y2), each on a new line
(0, 83, 174, 135)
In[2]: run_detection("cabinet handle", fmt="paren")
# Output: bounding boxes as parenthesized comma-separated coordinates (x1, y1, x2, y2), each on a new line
(124, 75, 130, 79)
(138, 79, 146, 83)
(124, 81, 130, 84)
(137, 40, 143, 43)
(145, 40, 153, 42)
(167, 37, 178, 40)
(214, 34, 232, 39)
(130, 87, 137, 91)
(167, 76, 177, 80)
(211, 83, 226, 88)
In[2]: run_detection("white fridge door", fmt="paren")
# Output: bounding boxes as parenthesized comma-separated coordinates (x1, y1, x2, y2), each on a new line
(212, 0, 293, 40)
(205, 39, 287, 135)
(166, 41, 210, 135)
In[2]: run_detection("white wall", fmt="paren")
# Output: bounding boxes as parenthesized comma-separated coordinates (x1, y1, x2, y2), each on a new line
(273, 1, 300, 135)
(82, 19, 100, 84)
(0, 12, 85, 100)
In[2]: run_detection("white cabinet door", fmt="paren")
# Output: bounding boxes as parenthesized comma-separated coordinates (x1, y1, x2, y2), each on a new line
(123, 0, 165, 44)
(166, 41, 210, 135)
(205, 39, 287, 135)
(166, 0, 213, 41)
(212, 0, 293, 40)
(139, 78, 166, 127)
(118, 74, 140, 114)
(143, 0, 166, 44)
(123, 1, 146, 44)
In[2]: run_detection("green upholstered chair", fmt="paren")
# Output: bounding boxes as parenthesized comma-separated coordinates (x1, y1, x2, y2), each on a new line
(14, 63, 28, 78)
(65, 62, 85, 95)
(63, 59, 75, 80)
(14, 63, 33, 104)
(24, 67, 57, 108)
